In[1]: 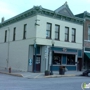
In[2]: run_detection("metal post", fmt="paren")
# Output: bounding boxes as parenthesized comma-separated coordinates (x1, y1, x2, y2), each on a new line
(34, 40, 37, 73)
(82, 19, 86, 70)
(50, 44, 54, 75)
(48, 47, 50, 71)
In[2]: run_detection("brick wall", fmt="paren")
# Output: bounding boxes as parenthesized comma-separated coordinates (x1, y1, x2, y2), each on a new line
(84, 19, 90, 40)
(84, 19, 90, 49)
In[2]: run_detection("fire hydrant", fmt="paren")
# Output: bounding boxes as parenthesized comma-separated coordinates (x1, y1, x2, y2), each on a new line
(9, 67, 11, 73)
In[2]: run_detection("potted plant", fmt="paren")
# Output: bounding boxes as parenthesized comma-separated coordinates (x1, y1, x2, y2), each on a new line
(45, 70, 50, 76)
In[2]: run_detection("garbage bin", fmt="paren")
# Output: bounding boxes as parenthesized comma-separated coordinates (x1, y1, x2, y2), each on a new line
(59, 66, 65, 75)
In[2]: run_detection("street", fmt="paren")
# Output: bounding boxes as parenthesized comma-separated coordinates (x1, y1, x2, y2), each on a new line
(0, 74, 89, 90)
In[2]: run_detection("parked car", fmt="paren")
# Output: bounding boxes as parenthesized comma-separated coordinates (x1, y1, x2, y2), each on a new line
(88, 73, 90, 77)
(82, 70, 90, 76)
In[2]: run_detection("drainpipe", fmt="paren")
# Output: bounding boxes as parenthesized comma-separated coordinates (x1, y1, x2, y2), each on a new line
(34, 39, 36, 72)
(82, 18, 85, 70)
(7, 27, 10, 69)
(50, 40, 55, 75)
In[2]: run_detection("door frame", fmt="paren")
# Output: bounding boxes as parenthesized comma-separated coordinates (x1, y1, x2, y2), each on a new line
(33, 55, 41, 72)
(78, 58, 82, 71)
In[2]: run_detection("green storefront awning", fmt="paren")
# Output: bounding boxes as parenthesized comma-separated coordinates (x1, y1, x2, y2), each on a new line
(84, 52, 90, 59)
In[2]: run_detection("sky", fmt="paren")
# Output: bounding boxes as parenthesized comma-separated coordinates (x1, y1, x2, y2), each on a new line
(0, 0, 90, 21)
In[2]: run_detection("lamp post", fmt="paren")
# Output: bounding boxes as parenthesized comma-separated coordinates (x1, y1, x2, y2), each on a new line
(34, 39, 36, 73)
(34, 19, 40, 72)
(50, 40, 55, 75)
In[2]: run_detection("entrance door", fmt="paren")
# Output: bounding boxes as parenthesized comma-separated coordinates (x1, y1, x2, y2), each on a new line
(33, 55, 41, 72)
(78, 58, 82, 71)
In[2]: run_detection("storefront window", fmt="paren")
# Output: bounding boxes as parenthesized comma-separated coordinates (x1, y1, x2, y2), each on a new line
(53, 55, 61, 65)
(67, 55, 75, 65)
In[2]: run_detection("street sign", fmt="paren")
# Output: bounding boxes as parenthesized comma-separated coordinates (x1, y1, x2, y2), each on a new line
(29, 59, 32, 65)
(44, 46, 49, 59)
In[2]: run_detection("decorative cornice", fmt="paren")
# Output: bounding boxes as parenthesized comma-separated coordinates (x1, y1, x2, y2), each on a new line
(55, 2, 74, 17)
(84, 11, 90, 18)
(0, 6, 83, 28)
(41, 8, 83, 24)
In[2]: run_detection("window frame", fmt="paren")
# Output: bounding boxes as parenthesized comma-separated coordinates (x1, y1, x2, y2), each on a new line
(55, 24, 60, 40)
(65, 27, 69, 41)
(13, 27, 16, 41)
(4, 30, 7, 42)
(23, 24, 27, 39)
(53, 55, 62, 65)
(72, 28, 76, 42)
(46, 23, 52, 39)
(67, 55, 75, 65)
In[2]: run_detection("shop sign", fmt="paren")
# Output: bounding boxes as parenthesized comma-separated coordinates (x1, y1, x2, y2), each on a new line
(63, 48, 67, 52)
(29, 59, 32, 65)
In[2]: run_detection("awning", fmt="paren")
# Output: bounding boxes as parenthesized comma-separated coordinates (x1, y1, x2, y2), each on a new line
(84, 52, 90, 59)
(54, 51, 77, 55)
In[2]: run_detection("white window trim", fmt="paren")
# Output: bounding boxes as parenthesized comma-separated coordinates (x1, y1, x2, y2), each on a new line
(84, 40, 90, 42)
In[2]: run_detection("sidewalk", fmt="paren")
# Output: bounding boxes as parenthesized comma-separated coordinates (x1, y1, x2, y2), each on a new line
(0, 68, 83, 79)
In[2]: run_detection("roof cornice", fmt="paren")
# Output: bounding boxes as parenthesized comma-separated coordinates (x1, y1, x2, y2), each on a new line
(84, 11, 90, 18)
(55, 2, 74, 17)
(0, 6, 83, 28)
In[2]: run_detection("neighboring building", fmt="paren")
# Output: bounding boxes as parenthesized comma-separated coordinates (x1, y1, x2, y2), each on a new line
(76, 11, 90, 69)
(0, 2, 83, 72)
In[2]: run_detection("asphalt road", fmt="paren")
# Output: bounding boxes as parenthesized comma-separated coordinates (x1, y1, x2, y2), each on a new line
(0, 74, 89, 90)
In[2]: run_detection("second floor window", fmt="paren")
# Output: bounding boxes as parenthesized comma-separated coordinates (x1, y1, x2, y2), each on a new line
(55, 25, 60, 40)
(23, 24, 27, 39)
(65, 27, 69, 41)
(88, 26, 90, 40)
(4, 30, 7, 42)
(46, 23, 52, 39)
(13, 27, 16, 41)
(72, 28, 76, 42)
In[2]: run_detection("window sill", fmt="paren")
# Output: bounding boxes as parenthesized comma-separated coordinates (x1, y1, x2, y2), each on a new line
(55, 39, 60, 41)
(52, 65, 76, 66)
(67, 64, 75, 65)
(71, 41, 76, 43)
(46, 37, 51, 39)
(23, 38, 26, 40)
(84, 40, 90, 42)
(65, 40, 69, 42)
(53, 64, 61, 66)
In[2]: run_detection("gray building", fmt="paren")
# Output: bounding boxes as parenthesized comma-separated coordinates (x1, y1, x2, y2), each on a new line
(0, 2, 83, 72)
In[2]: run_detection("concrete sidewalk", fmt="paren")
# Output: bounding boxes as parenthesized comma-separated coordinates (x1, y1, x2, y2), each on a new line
(0, 68, 83, 79)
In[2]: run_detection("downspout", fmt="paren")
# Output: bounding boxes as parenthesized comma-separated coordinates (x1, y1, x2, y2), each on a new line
(82, 18, 85, 70)
(7, 27, 10, 69)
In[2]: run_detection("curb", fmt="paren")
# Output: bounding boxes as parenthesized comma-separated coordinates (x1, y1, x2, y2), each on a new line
(0, 71, 23, 77)
(0, 71, 81, 79)
(45, 74, 76, 78)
